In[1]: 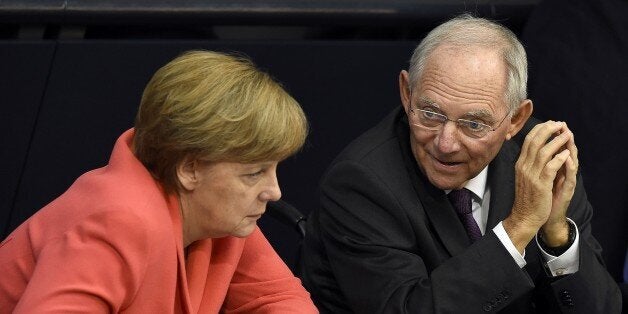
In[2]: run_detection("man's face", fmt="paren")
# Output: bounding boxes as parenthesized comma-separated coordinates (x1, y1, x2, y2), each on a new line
(402, 45, 512, 190)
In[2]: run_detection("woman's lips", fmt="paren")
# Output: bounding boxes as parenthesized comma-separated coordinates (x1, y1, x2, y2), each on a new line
(247, 212, 264, 219)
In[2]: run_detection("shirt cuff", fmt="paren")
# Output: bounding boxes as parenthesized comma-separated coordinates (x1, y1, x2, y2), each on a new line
(493, 221, 527, 268)
(535, 218, 580, 276)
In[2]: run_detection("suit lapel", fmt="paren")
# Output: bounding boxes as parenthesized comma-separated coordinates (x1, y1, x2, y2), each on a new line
(486, 140, 519, 229)
(395, 115, 470, 256)
(415, 172, 472, 256)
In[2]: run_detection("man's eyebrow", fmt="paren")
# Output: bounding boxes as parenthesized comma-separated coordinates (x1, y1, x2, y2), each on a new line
(418, 97, 440, 108)
(463, 109, 496, 122)
(416, 97, 497, 121)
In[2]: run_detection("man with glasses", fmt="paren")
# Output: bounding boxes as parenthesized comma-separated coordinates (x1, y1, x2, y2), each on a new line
(301, 14, 621, 313)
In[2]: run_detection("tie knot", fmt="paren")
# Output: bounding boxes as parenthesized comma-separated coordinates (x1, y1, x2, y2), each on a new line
(448, 188, 472, 215)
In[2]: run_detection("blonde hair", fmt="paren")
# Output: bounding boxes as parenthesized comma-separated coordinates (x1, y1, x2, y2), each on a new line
(408, 14, 528, 112)
(134, 50, 308, 192)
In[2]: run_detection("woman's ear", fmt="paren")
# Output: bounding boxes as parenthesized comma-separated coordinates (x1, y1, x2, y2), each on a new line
(176, 157, 198, 191)
(399, 70, 411, 113)
(505, 99, 533, 140)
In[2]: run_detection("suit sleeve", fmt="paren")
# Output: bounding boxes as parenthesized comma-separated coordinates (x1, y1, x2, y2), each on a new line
(12, 210, 150, 313)
(537, 174, 622, 313)
(222, 227, 318, 314)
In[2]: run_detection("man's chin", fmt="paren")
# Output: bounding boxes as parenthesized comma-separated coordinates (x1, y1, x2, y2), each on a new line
(417, 157, 468, 190)
(427, 174, 467, 191)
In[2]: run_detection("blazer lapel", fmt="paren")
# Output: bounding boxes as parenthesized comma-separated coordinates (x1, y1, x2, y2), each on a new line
(166, 193, 194, 314)
(415, 173, 472, 256)
(395, 116, 470, 256)
(486, 140, 519, 229)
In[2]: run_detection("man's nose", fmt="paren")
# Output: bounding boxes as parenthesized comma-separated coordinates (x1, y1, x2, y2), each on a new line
(435, 121, 462, 153)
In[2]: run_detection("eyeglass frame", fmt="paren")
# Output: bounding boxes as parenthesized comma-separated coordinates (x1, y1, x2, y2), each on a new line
(409, 94, 512, 139)
(407, 90, 512, 139)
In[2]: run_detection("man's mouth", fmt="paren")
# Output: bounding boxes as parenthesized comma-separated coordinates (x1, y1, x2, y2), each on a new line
(432, 155, 463, 167)
(440, 160, 462, 166)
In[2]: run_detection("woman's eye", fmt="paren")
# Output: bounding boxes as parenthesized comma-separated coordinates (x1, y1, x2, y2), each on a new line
(247, 170, 264, 178)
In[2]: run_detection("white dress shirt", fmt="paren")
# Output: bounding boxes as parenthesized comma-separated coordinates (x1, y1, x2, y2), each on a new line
(446, 167, 580, 276)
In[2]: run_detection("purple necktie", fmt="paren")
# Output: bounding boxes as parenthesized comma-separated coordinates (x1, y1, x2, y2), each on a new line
(448, 189, 482, 242)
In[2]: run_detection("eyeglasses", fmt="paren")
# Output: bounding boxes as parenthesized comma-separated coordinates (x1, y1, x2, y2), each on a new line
(408, 101, 510, 139)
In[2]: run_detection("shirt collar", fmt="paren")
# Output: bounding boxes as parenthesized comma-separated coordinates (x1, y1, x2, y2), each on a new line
(465, 166, 488, 201)
(446, 166, 488, 201)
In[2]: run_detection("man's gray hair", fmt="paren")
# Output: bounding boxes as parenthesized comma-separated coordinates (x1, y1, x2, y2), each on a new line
(408, 14, 528, 112)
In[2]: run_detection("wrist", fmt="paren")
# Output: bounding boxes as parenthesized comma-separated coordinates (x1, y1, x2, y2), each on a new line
(503, 215, 539, 254)
(541, 220, 570, 247)
(538, 220, 576, 256)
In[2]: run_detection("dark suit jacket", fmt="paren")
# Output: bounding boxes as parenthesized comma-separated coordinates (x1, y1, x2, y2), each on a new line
(300, 107, 621, 313)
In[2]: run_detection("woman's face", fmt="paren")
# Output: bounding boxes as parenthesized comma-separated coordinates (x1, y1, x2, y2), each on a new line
(178, 160, 282, 243)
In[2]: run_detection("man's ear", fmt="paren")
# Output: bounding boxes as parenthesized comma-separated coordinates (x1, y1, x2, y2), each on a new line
(176, 157, 198, 191)
(399, 70, 411, 113)
(505, 99, 533, 140)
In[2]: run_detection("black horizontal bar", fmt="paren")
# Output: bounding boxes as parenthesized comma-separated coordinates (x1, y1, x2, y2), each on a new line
(0, 0, 539, 26)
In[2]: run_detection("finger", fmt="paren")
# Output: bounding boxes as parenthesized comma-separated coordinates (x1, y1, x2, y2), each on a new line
(519, 122, 553, 172)
(563, 155, 578, 190)
(520, 121, 551, 164)
(531, 127, 572, 174)
(554, 171, 565, 188)
(540, 149, 570, 183)
(523, 121, 568, 177)
(553, 156, 577, 212)
(562, 125, 579, 171)
(522, 121, 564, 162)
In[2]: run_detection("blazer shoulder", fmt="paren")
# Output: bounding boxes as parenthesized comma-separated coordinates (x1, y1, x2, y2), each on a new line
(321, 108, 417, 202)
(333, 107, 404, 164)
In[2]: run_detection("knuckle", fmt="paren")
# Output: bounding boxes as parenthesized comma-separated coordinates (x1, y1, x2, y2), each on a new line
(530, 135, 544, 147)
(543, 163, 558, 175)
(523, 134, 535, 147)
(538, 147, 552, 161)
(515, 160, 527, 172)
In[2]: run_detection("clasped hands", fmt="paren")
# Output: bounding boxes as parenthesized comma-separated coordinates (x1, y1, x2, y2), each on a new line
(503, 121, 579, 254)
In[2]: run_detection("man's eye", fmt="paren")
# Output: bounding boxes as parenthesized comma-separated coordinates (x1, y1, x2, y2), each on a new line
(466, 121, 485, 131)
(421, 110, 439, 119)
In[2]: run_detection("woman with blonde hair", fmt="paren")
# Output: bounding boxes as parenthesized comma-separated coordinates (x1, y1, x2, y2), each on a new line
(0, 50, 318, 313)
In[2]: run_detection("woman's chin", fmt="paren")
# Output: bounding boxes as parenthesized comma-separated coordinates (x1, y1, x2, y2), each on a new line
(230, 223, 258, 238)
